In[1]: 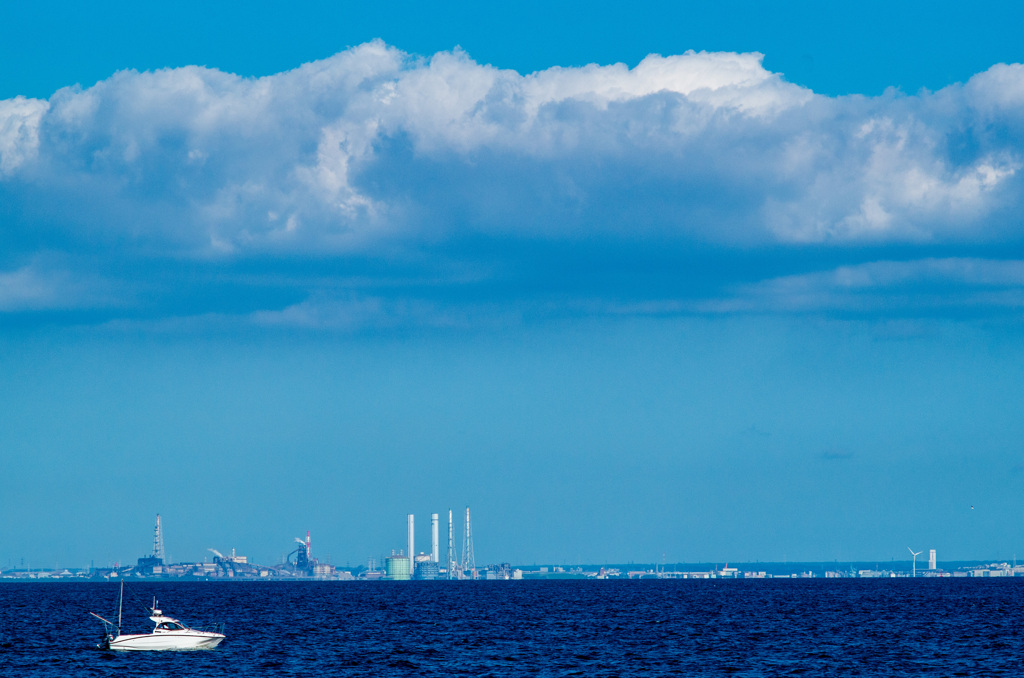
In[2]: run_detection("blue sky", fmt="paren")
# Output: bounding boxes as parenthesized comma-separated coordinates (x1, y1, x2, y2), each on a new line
(2, 1, 1024, 570)
(4, 0, 1024, 99)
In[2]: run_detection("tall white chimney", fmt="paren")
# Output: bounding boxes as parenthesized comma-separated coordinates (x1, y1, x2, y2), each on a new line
(407, 514, 414, 562)
(431, 513, 439, 563)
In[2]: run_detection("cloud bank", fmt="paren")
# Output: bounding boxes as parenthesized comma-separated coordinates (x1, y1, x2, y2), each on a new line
(1, 41, 1023, 326)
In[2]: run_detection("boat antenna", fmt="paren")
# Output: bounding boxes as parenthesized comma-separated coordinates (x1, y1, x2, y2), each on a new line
(118, 580, 123, 633)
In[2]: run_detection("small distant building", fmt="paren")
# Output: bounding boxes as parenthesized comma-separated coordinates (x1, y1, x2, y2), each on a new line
(414, 560, 440, 580)
(485, 563, 513, 580)
(928, 549, 936, 570)
(225, 550, 247, 565)
(136, 555, 162, 574)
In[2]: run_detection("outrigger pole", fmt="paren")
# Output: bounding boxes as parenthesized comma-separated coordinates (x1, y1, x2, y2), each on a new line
(88, 612, 116, 627)
(91, 580, 124, 636)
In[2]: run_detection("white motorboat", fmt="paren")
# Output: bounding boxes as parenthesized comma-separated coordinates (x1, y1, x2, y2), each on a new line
(91, 582, 225, 651)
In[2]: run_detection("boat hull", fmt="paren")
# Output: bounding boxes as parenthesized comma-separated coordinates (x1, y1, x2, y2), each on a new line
(108, 631, 224, 651)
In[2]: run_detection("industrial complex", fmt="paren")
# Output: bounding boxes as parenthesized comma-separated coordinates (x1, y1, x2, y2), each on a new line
(2, 513, 1021, 581)
(0, 509, 519, 581)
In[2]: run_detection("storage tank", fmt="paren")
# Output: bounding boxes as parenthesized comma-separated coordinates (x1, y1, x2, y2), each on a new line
(385, 555, 412, 581)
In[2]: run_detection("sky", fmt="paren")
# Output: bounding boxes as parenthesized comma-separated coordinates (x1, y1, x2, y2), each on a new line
(2, 1, 1024, 570)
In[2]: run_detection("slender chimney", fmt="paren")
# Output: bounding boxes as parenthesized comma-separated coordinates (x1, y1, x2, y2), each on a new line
(431, 513, 439, 563)
(407, 514, 414, 562)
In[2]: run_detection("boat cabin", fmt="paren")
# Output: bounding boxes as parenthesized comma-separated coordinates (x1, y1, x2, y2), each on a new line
(155, 621, 187, 632)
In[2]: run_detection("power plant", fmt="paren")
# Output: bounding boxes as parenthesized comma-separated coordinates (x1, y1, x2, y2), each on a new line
(378, 507, 478, 580)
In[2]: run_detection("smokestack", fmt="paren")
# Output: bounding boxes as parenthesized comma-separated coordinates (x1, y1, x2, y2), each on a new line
(407, 514, 414, 562)
(431, 513, 439, 563)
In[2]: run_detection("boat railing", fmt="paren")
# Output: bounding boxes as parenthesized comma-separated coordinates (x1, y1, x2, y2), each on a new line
(191, 622, 225, 634)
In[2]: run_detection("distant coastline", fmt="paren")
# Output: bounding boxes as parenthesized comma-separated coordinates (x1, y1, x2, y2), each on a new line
(4, 560, 1021, 582)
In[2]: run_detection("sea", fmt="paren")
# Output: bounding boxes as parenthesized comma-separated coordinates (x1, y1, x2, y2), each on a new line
(1, 579, 1021, 676)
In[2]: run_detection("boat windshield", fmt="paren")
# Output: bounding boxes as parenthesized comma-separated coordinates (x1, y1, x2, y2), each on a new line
(157, 622, 186, 631)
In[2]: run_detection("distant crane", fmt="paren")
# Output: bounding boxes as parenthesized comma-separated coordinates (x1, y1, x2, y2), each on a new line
(908, 547, 922, 578)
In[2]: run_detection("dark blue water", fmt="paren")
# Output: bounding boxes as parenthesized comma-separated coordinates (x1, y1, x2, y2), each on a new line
(1, 579, 1021, 676)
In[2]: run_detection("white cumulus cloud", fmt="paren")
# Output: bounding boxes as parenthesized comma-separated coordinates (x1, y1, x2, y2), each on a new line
(1, 42, 1024, 325)
(0, 96, 48, 176)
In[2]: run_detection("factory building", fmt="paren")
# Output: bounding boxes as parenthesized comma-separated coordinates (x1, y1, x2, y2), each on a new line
(414, 554, 440, 580)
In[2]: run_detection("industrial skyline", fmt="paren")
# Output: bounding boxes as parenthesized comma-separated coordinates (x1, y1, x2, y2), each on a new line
(0, 512, 1009, 580)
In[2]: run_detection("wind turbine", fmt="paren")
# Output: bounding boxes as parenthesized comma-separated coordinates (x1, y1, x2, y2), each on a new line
(908, 547, 922, 578)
